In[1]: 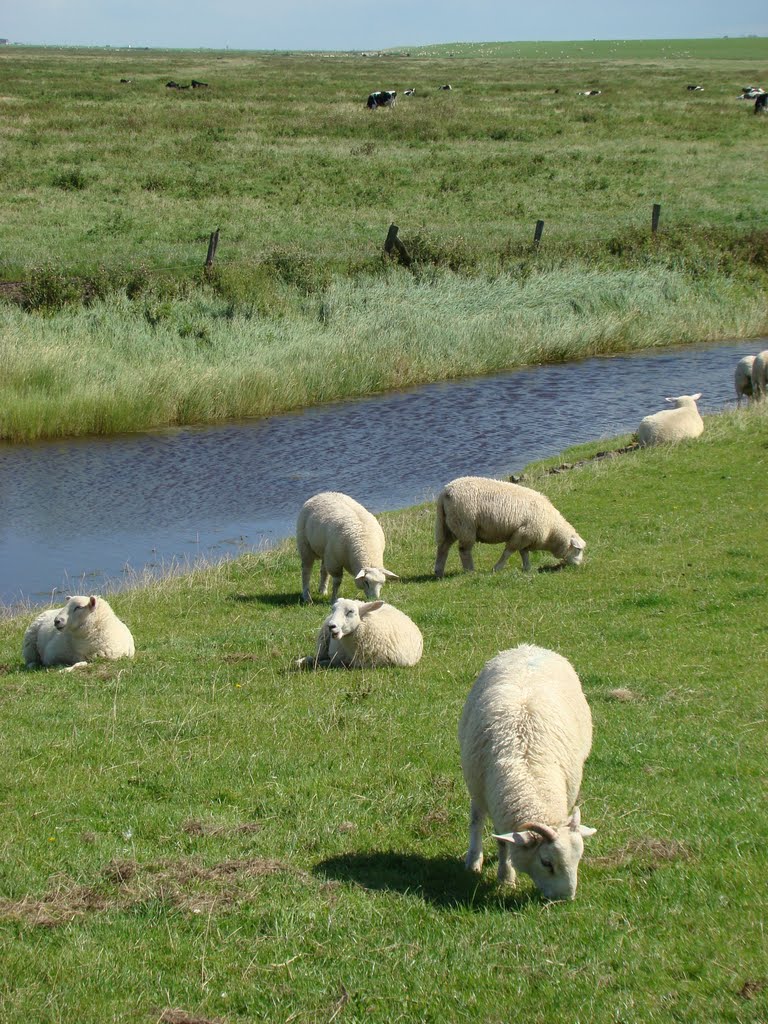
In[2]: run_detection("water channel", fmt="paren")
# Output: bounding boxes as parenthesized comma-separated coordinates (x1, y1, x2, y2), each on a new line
(0, 337, 760, 607)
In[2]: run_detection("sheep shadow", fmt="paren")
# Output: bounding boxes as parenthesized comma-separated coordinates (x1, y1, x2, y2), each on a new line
(313, 850, 537, 911)
(228, 592, 303, 608)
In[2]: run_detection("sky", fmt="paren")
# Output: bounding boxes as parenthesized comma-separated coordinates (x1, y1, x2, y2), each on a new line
(3, 0, 766, 51)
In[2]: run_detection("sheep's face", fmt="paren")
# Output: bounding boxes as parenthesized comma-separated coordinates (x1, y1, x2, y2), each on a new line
(495, 810, 596, 902)
(54, 595, 97, 632)
(564, 535, 586, 567)
(354, 567, 399, 600)
(326, 599, 384, 640)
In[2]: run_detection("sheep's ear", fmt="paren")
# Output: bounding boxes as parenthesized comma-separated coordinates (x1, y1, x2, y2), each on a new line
(382, 569, 399, 579)
(570, 536, 586, 550)
(359, 600, 384, 617)
(354, 569, 366, 581)
(691, 392, 702, 401)
(568, 808, 596, 837)
(664, 396, 677, 404)
(493, 831, 538, 849)
(88, 595, 97, 608)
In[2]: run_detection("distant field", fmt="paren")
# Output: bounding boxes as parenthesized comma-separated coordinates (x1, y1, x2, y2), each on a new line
(392, 37, 768, 61)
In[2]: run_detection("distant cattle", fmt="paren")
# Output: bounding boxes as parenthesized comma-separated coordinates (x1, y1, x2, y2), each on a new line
(403, 88, 415, 96)
(440, 84, 452, 91)
(166, 81, 180, 89)
(686, 84, 704, 91)
(578, 89, 601, 96)
(738, 86, 765, 99)
(119, 78, 132, 84)
(191, 79, 209, 88)
(367, 90, 397, 110)
(756, 92, 768, 114)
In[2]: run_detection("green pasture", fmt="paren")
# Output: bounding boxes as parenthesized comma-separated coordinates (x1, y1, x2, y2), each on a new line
(0, 406, 766, 1022)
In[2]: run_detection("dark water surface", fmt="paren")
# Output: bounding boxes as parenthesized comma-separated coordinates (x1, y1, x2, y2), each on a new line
(0, 337, 761, 607)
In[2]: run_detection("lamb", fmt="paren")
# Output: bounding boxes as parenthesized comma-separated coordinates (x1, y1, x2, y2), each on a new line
(297, 491, 398, 604)
(297, 597, 423, 669)
(752, 350, 768, 400)
(23, 595, 135, 671)
(734, 355, 756, 403)
(458, 644, 596, 901)
(434, 476, 585, 577)
(636, 393, 704, 446)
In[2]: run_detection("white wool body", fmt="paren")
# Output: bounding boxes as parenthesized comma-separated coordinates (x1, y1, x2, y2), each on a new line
(23, 595, 135, 669)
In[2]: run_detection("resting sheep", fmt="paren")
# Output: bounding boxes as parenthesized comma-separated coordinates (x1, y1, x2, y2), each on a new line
(637, 393, 704, 446)
(297, 491, 398, 603)
(752, 350, 768, 400)
(23, 595, 135, 671)
(458, 644, 596, 901)
(734, 355, 756, 403)
(297, 597, 423, 669)
(434, 476, 585, 576)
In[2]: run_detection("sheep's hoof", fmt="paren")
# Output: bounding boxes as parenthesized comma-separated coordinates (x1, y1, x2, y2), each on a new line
(465, 855, 483, 874)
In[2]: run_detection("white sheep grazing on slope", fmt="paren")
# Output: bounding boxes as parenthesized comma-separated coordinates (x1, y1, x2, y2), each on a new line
(297, 597, 423, 669)
(297, 491, 398, 604)
(434, 476, 585, 577)
(734, 356, 756, 403)
(637, 393, 704, 446)
(752, 350, 768, 400)
(23, 595, 135, 671)
(459, 644, 596, 901)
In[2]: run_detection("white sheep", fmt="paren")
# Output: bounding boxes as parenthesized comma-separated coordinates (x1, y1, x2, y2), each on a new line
(434, 476, 585, 577)
(297, 491, 398, 604)
(458, 644, 596, 901)
(297, 597, 423, 668)
(734, 356, 756, 403)
(752, 350, 768, 401)
(637, 392, 704, 446)
(22, 595, 135, 671)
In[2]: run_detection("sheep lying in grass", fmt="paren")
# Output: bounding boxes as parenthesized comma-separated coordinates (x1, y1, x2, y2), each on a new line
(434, 476, 586, 576)
(297, 598, 423, 669)
(23, 595, 135, 671)
(734, 356, 756, 403)
(459, 644, 596, 901)
(637, 393, 704, 446)
(752, 350, 768, 401)
(297, 491, 398, 604)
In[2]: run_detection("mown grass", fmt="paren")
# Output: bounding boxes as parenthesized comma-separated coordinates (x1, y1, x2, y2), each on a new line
(0, 406, 766, 1023)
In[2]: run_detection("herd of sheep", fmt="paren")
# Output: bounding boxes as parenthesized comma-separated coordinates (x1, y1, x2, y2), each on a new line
(18, 354, 763, 901)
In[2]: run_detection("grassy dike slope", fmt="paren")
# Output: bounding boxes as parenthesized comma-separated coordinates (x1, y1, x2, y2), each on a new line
(0, 406, 766, 1023)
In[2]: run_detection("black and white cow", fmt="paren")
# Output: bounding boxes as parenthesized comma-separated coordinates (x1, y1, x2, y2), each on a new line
(440, 84, 452, 91)
(686, 84, 704, 91)
(755, 92, 768, 114)
(578, 89, 601, 96)
(403, 88, 415, 96)
(738, 86, 765, 100)
(191, 80, 209, 89)
(367, 90, 397, 109)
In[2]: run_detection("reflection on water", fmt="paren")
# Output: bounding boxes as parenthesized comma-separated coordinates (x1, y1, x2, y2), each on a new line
(0, 337, 760, 606)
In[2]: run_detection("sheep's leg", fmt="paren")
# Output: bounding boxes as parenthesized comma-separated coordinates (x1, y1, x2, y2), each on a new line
(520, 549, 531, 572)
(466, 800, 485, 873)
(318, 563, 330, 596)
(434, 538, 454, 578)
(458, 543, 475, 572)
(492, 545, 515, 573)
(496, 839, 517, 885)
(330, 572, 343, 602)
(301, 558, 315, 603)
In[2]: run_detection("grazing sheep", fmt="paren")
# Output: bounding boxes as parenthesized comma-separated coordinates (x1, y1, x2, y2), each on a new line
(297, 491, 398, 604)
(297, 597, 423, 669)
(735, 355, 756, 403)
(23, 595, 135, 671)
(434, 476, 586, 577)
(458, 644, 596, 901)
(637, 393, 704, 446)
(752, 350, 768, 400)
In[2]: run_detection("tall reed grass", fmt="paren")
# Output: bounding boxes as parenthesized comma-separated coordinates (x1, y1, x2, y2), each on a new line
(2, 265, 766, 440)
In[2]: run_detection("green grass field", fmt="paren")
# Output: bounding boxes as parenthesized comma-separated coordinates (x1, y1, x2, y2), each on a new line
(0, 405, 766, 1023)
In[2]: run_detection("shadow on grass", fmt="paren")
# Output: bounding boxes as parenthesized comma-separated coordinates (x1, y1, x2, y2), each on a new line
(228, 592, 303, 608)
(398, 573, 445, 584)
(313, 850, 537, 911)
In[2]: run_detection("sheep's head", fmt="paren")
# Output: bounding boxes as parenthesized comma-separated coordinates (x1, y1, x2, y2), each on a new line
(54, 595, 98, 632)
(564, 535, 586, 566)
(354, 567, 398, 599)
(326, 598, 384, 639)
(664, 392, 702, 408)
(493, 807, 596, 901)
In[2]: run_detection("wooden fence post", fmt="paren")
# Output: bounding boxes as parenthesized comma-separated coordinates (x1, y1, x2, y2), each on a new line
(205, 228, 220, 268)
(651, 204, 661, 235)
(533, 220, 545, 246)
(384, 223, 412, 266)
